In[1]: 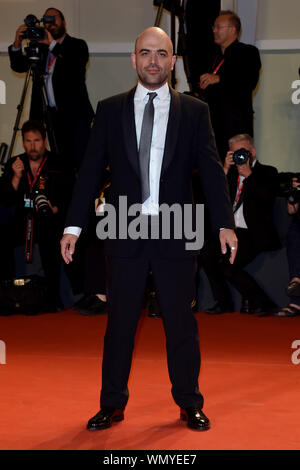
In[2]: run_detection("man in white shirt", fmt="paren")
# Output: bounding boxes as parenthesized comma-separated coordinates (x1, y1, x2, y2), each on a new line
(202, 134, 280, 315)
(61, 27, 237, 431)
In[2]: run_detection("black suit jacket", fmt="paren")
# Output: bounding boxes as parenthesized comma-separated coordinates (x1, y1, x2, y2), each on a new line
(65, 87, 235, 258)
(227, 161, 281, 251)
(204, 39, 261, 139)
(8, 34, 94, 124)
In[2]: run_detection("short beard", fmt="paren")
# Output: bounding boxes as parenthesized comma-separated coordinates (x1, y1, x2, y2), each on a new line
(137, 70, 169, 90)
(49, 24, 66, 40)
(29, 152, 43, 161)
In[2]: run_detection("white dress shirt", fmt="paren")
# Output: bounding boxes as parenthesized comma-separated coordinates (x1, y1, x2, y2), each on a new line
(134, 81, 170, 215)
(44, 40, 57, 108)
(64, 81, 170, 236)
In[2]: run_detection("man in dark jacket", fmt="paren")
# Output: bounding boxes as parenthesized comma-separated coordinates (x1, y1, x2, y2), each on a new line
(201, 133, 281, 315)
(0, 120, 67, 310)
(199, 10, 261, 162)
(9, 7, 94, 171)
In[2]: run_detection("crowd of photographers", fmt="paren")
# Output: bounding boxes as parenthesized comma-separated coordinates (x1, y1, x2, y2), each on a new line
(0, 7, 299, 317)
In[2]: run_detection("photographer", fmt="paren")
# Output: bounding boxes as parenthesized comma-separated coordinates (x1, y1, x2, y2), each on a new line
(275, 177, 300, 317)
(201, 133, 281, 315)
(8, 7, 94, 171)
(199, 11, 261, 162)
(0, 120, 67, 311)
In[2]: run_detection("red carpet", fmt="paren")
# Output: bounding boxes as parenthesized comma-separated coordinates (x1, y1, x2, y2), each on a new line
(0, 310, 299, 450)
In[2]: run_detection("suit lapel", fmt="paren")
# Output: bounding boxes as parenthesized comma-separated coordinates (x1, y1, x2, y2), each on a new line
(160, 88, 181, 176)
(122, 87, 140, 178)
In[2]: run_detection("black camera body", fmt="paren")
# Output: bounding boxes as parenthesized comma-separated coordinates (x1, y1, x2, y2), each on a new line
(232, 148, 252, 165)
(22, 14, 55, 41)
(22, 27, 45, 41)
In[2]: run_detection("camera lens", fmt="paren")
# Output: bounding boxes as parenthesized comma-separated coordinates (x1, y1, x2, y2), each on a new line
(232, 148, 251, 165)
(33, 192, 51, 216)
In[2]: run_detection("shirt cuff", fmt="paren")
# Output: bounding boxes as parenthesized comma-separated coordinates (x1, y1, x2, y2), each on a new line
(11, 45, 21, 51)
(64, 226, 82, 237)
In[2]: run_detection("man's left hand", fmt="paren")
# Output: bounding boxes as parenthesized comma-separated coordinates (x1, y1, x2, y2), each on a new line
(219, 229, 238, 264)
(199, 73, 220, 90)
(48, 200, 58, 214)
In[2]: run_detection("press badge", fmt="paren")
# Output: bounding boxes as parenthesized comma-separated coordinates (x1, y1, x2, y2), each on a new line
(24, 195, 33, 209)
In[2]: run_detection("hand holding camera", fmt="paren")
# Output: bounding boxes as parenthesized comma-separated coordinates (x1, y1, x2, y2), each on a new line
(223, 151, 235, 174)
(14, 24, 28, 49)
(224, 147, 252, 178)
(14, 14, 56, 47)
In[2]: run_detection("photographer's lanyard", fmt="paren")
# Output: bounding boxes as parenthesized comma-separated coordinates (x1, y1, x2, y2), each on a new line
(47, 54, 56, 72)
(26, 155, 48, 192)
(25, 156, 48, 263)
(233, 176, 244, 213)
(212, 58, 224, 75)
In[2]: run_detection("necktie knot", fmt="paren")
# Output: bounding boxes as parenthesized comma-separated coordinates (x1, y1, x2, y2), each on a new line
(147, 92, 157, 102)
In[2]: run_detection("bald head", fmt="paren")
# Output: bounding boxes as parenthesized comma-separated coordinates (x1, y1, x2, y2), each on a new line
(135, 27, 174, 55)
(131, 27, 176, 90)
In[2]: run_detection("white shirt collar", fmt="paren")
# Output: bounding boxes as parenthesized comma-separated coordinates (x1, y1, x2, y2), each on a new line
(135, 81, 170, 101)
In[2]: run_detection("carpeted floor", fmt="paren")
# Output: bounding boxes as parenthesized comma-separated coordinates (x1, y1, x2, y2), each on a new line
(0, 309, 299, 450)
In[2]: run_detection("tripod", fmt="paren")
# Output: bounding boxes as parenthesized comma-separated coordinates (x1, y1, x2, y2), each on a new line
(7, 52, 59, 162)
(154, 0, 193, 93)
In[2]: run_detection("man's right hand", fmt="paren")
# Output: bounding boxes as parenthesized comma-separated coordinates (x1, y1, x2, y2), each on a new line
(60, 234, 78, 264)
(223, 151, 235, 175)
(12, 156, 24, 179)
(14, 24, 27, 49)
(11, 157, 24, 190)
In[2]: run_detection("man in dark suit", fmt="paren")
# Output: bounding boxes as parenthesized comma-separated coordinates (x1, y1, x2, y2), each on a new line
(0, 120, 67, 311)
(61, 27, 237, 431)
(202, 133, 281, 315)
(9, 7, 94, 171)
(199, 11, 261, 162)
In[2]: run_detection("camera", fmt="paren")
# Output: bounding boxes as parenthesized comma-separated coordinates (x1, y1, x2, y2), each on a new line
(286, 177, 300, 205)
(22, 14, 55, 41)
(32, 191, 51, 216)
(32, 176, 52, 216)
(232, 148, 252, 165)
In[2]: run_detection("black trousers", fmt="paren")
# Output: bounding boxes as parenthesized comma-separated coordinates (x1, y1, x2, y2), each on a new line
(201, 228, 273, 308)
(100, 241, 203, 410)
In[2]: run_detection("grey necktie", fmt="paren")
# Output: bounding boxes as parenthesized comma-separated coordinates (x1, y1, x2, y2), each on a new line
(139, 92, 157, 203)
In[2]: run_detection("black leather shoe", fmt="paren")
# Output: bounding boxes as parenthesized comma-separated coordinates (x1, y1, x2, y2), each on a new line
(180, 407, 210, 431)
(87, 407, 124, 430)
(204, 302, 233, 314)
